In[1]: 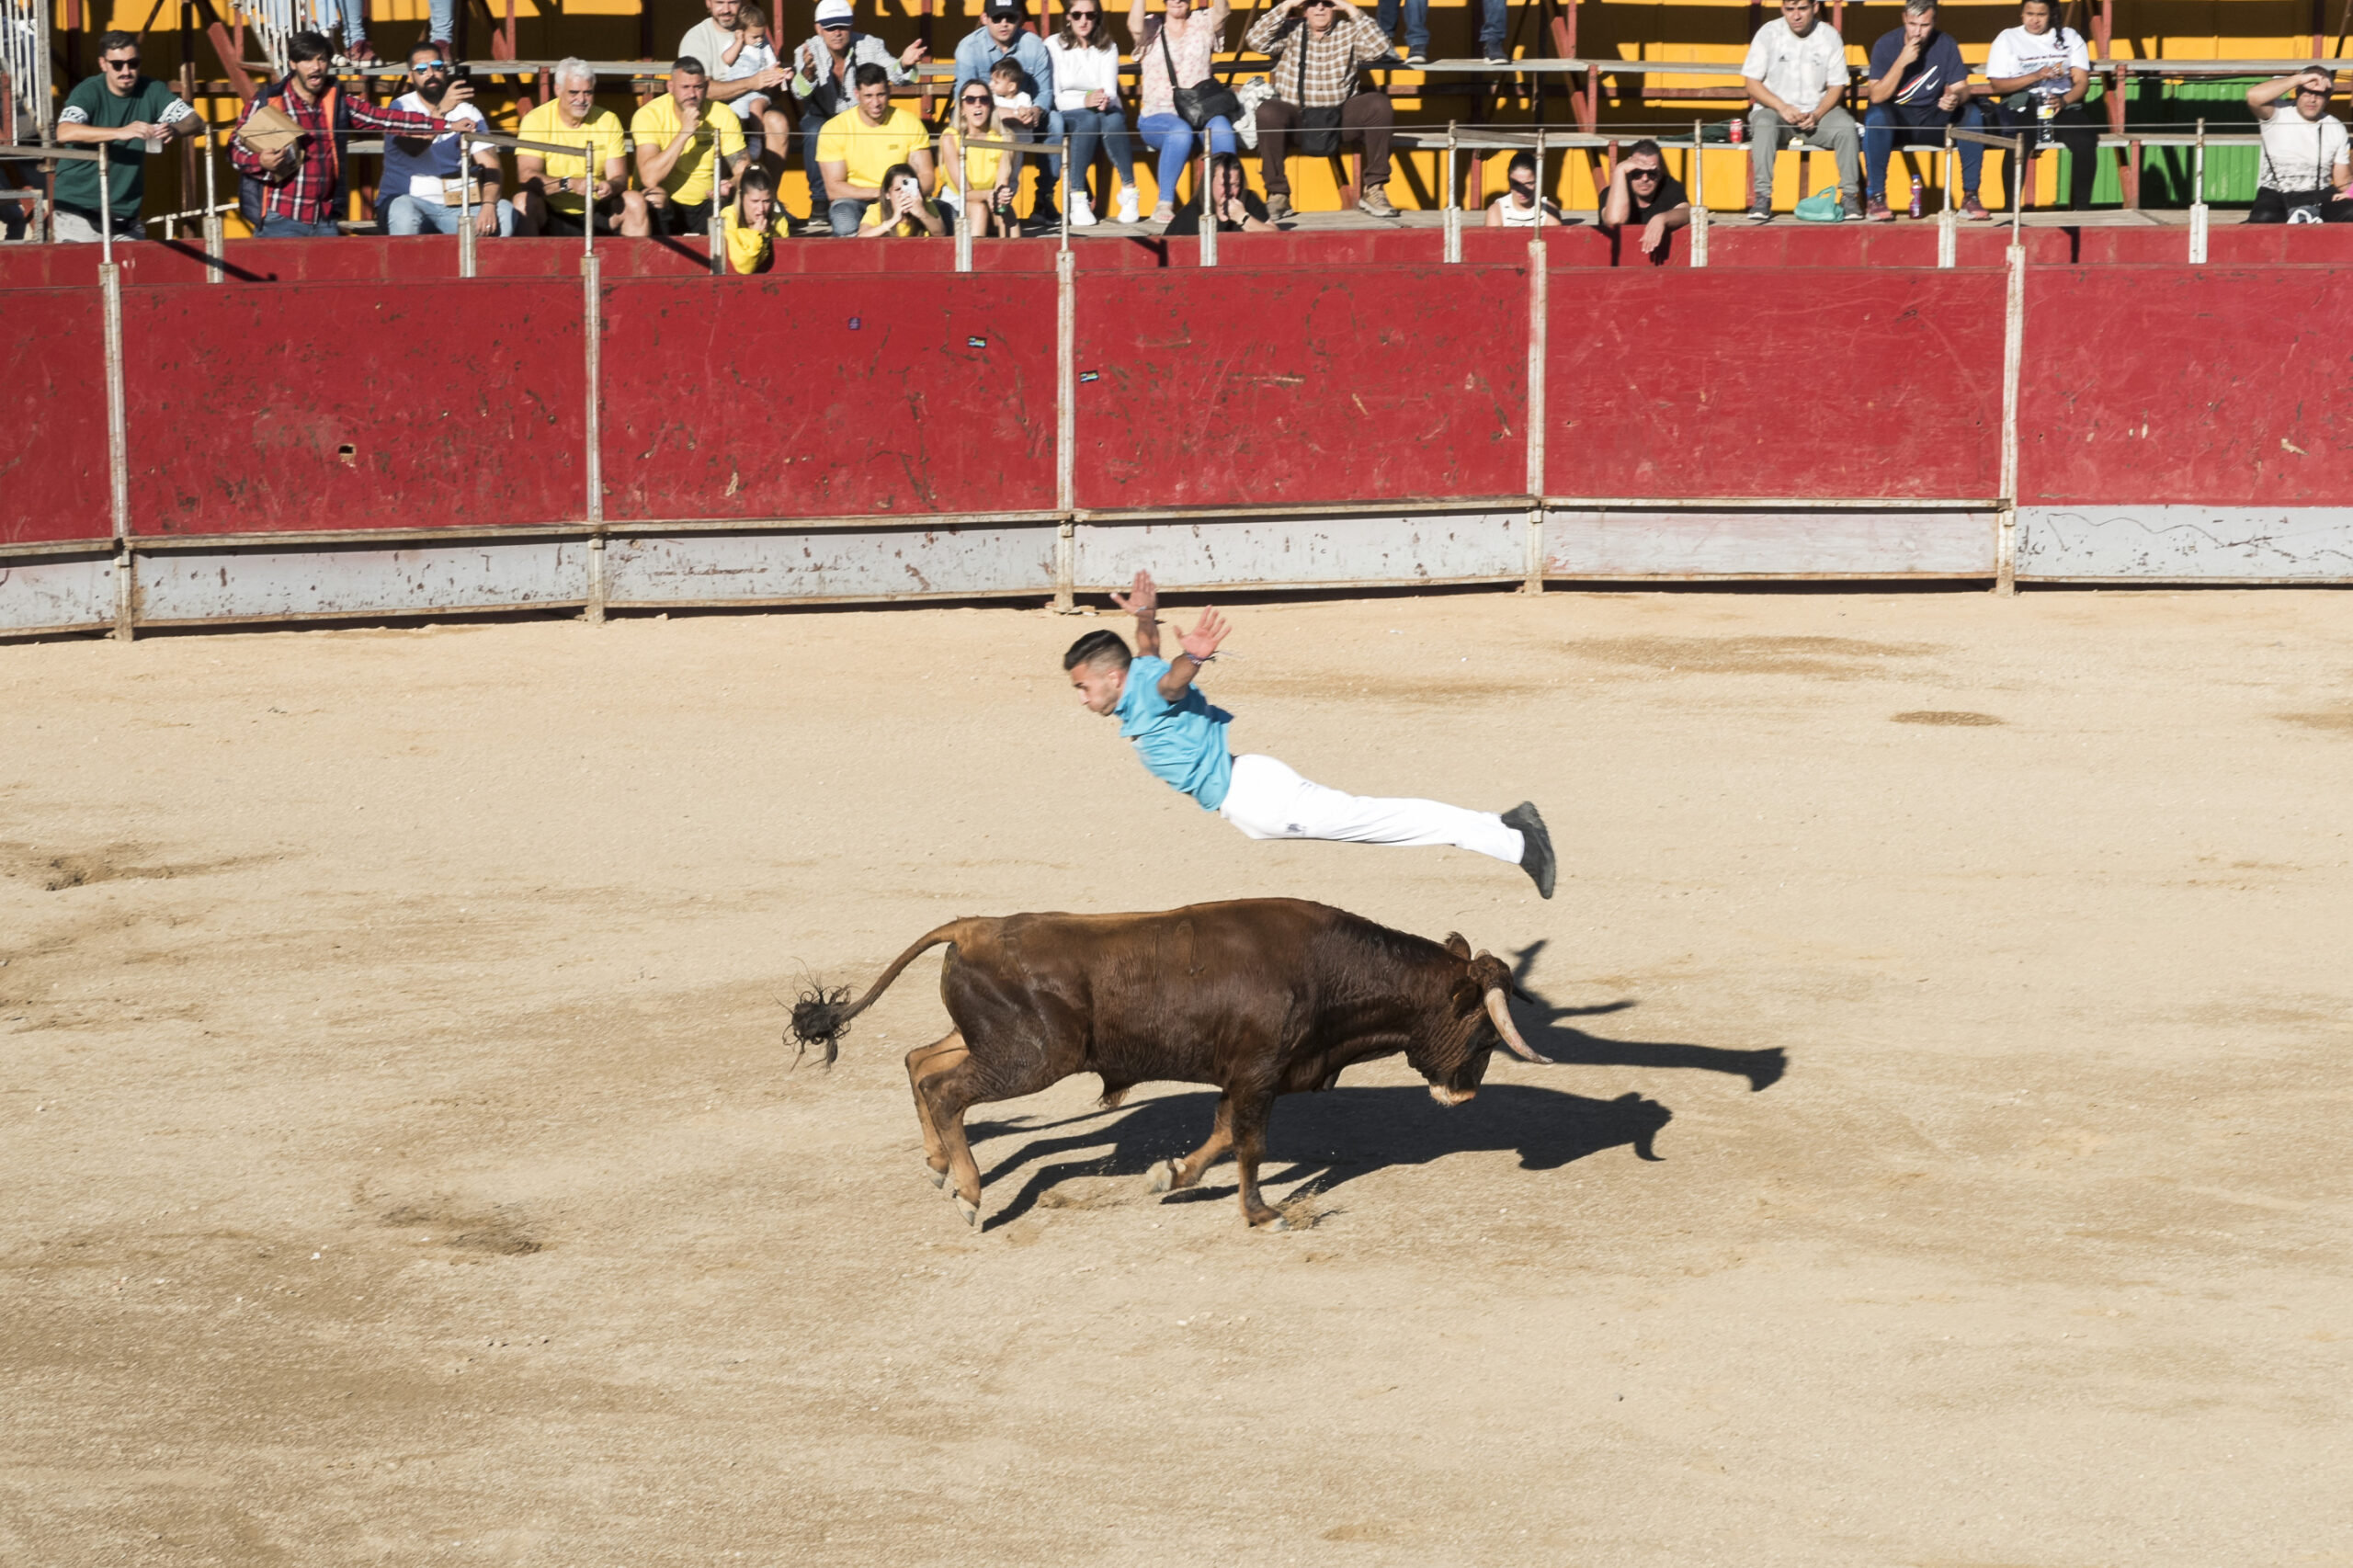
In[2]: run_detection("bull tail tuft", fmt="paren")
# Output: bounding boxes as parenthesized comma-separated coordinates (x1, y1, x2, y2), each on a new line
(788, 984, 858, 1067)
(781, 920, 974, 1070)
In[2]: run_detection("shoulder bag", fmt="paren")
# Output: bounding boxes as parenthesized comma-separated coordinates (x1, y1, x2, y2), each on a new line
(1291, 33, 1344, 155)
(1161, 25, 1243, 130)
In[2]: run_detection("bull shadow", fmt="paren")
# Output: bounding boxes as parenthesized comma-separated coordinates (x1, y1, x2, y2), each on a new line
(969, 1081, 1676, 1228)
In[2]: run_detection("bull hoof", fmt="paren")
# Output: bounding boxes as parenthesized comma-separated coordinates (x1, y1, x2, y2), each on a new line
(1147, 1158, 1181, 1195)
(1253, 1214, 1291, 1233)
(954, 1195, 980, 1228)
(925, 1163, 948, 1188)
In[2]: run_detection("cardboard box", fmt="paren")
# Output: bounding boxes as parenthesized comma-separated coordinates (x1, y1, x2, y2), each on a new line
(236, 100, 302, 160)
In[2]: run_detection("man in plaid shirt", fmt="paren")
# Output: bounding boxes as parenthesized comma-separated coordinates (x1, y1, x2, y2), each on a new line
(232, 30, 448, 236)
(1245, 0, 1398, 219)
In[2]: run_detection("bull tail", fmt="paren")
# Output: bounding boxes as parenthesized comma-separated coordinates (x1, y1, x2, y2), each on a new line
(787, 920, 979, 1067)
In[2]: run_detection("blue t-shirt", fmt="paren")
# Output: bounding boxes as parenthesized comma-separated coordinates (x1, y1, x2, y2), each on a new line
(1114, 655, 1233, 811)
(1867, 28, 1969, 110)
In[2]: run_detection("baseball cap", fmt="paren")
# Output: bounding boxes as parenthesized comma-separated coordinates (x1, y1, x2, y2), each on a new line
(983, 0, 1023, 15)
(813, 0, 854, 23)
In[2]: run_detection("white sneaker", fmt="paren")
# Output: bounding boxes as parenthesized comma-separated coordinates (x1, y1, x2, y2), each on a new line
(1070, 193, 1097, 227)
(1116, 188, 1140, 224)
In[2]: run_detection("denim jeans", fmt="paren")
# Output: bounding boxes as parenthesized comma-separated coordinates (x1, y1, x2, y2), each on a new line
(257, 214, 343, 238)
(1137, 112, 1237, 206)
(827, 196, 867, 236)
(384, 194, 517, 235)
(1375, 0, 1505, 52)
(1006, 108, 1066, 210)
(335, 0, 368, 44)
(1861, 102, 1984, 202)
(1060, 107, 1139, 206)
(429, 0, 453, 41)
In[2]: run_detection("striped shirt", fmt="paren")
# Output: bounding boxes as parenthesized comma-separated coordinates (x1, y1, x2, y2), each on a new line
(1244, 6, 1391, 108)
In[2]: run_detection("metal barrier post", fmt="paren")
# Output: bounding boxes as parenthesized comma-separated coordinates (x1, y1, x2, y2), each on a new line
(1443, 124, 1460, 263)
(202, 129, 223, 283)
(1198, 147, 1216, 267)
(955, 199, 972, 270)
(1054, 246, 1077, 611)
(1059, 132, 1071, 254)
(2188, 119, 2209, 264)
(459, 170, 478, 278)
(710, 134, 725, 278)
(1525, 127, 1547, 594)
(101, 254, 131, 638)
(1996, 232, 2025, 597)
(97, 142, 111, 266)
(582, 250, 606, 622)
(1938, 143, 1957, 268)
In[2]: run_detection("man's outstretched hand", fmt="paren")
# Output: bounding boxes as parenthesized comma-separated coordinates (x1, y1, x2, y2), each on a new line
(1176, 607, 1229, 663)
(1109, 569, 1157, 619)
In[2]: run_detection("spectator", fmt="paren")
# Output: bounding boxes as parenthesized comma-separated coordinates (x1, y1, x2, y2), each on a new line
(1485, 148, 1563, 227)
(231, 29, 445, 238)
(817, 62, 936, 236)
(514, 58, 649, 238)
(381, 43, 513, 239)
(2245, 69, 2353, 223)
(1862, 0, 1989, 222)
(724, 165, 783, 271)
(858, 161, 946, 237)
(938, 77, 1017, 235)
(1246, 0, 1399, 220)
(1600, 141, 1690, 254)
(328, 0, 375, 66)
(1741, 0, 1859, 222)
(1983, 0, 2096, 211)
(1129, 0, 1235, 226)
(956, 0, 1063, 231)
(631, 58, 751, 236)
(1164, 151, 1273, 233)
(790, 0, 927, 236)
(1047, 0, 1142, 226)
(52, 29, 205, 244)
(710, 3, 794, 175)
(1375, 0, 1506, 67)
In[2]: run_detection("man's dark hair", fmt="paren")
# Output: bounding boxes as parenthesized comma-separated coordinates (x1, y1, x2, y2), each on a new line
(1625, 137, 1662, 161)
(97, 29, 139, 56)
(409, 40, 449, 66)
(288, 29, 335, 64)
(852, 61, 891, 89)
(1209, 151, 1245, 181)
(673, 55, 709, 78)
(1063, 630, 1131, 672)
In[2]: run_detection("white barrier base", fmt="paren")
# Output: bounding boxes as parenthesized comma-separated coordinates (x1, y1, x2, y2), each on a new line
(2018, 506, 2353, 581)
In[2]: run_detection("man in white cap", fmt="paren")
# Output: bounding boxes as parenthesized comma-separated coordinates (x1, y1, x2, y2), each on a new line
(790, 0, 928, 233)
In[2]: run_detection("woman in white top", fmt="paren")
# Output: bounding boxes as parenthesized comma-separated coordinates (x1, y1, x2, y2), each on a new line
(1484, 149, 1564, 227)
(2245, 69, 2353, 222)
(1048, 1, 1143, 225)
(1983, 0, 2097, 210)
(1129, 0, 1236, 225)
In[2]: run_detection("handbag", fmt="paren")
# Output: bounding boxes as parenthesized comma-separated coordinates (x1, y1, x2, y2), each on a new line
(1791, 186, 1846, 222)
(1161, 27, 1243, 130)
(1291, 40, 1343, 156)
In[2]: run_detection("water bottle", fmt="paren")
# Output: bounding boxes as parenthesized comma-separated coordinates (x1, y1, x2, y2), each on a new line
(1908, 176, 1923, 219)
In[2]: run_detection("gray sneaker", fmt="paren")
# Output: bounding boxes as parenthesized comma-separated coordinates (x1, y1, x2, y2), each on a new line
(1359, 184, 1396, 218)
(1266, 192, 1295, 222)
(1501, 802, 1554, 899)
(1745, 200, 1774, 222)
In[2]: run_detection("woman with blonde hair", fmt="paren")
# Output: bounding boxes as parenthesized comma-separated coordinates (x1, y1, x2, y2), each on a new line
(937, 77, 1017, 234)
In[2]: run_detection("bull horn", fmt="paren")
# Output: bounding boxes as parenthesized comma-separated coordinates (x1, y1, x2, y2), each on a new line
(1484, 987, 1550, 1063)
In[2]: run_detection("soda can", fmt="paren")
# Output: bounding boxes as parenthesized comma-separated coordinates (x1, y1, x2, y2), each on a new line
(1728, 117, 1745, 145)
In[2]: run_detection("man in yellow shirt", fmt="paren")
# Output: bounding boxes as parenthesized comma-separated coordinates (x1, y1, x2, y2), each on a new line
(630, 56, 750, 235)
(513, 57, 649, 236)
(815, 62, 934, 234)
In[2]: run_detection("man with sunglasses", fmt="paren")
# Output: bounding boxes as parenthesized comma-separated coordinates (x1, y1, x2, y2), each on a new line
(791, 0, 928, 234)
(231, 29, 449, 238)
(1245, 0, 1399, 220)
(52, 29, 206, 244)
(381, 42, 513, 238)
(1599, 139, 1691, 257)
(2245, 69, 2352, 223)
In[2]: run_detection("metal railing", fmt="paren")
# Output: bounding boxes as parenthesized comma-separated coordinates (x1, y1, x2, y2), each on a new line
(2, 0, 51, 142)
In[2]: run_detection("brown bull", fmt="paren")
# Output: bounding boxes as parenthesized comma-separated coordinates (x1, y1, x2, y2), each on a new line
(787, 898, 1548, 1231)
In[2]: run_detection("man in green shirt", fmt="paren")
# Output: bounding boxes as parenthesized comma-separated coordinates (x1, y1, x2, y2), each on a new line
(54, 29, 206, 242)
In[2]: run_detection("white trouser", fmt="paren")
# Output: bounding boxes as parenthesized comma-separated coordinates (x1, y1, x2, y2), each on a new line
(1217, 753, 1524, 865)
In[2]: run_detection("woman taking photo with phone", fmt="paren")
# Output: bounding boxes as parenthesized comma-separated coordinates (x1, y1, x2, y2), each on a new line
(858, 160, 947, 236)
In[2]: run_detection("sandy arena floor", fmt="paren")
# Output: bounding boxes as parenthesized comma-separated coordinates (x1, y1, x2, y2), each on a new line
(2, 586, 2347, 1566)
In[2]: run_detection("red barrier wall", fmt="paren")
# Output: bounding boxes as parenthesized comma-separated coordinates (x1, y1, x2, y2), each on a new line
(597, 272, 1058, 522)
(1074, 263, 1530, 512)
(122, 279, 588, 537)
(1546, 267, 2007, 500)
(2018, 266, 2353, 506)
(0, 288, 112, 546)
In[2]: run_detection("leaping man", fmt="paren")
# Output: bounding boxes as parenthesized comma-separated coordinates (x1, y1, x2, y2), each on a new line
(1063, 572, 1556, 897)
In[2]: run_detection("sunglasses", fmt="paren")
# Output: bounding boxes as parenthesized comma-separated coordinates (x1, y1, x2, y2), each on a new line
(103, 56, 142, 70)
(961, 91, 992, 103)
(1627, 166, 1661, 179)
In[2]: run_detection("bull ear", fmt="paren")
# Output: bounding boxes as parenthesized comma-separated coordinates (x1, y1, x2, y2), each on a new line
(1443, 933, 1472, 960)
(1449, 973, 1483, 1016)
